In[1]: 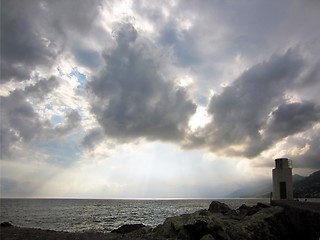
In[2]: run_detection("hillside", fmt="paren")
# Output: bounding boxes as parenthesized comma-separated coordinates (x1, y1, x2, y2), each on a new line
(293, 170, 320, 198)
(227, 170, 320, 198)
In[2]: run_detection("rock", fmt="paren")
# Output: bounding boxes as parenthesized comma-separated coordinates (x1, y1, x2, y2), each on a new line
(0, 222, 13, 227)
(153, 202, 288, 240)
(111, 223, 146, 234)
(184, 220, 209, 239)
(256, 202, 270, 208)
(153, 208, 232, 239)
(200, 234, 215, 240)
(153, 213, 193, 238)
(237, 204, 266, 216)
(225, 209, 240, 217)
(208, 201, 231, 214)
(237, 204, 255, 216)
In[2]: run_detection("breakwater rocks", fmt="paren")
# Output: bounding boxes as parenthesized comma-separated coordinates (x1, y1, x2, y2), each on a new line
(113, 201, 320, 240)
(2, 201, 320, 240)
(151, 202, 287, 240)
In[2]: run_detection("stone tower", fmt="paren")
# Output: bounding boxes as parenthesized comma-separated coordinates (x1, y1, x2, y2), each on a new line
(272, 158, 293, 200)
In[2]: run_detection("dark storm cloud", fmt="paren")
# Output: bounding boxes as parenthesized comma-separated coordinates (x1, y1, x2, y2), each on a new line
(81, 128, 105, 150)
(1, 0, 100, 158)
(43, 0, 105, 69)
(72, 46, 102, 70)
(301, 61, 320, 87)
(245, 101, 320, 158)
(281, 131, 320, 170)
(148, 0, 290, 67)
(1, 0, 102, 83)
(0, 77, 82, 159)
(158, 22, 201, 67)
(0, 0, 56, 83)
(0, 127, 19, 158)
(268, 102, 320, 136)
(88, 23, 196, 142)
(24, 77, 60, 99)
(165, 0, 320, 167)
(0, 90, 49, 158)
(54, 110, 82, 135)
(294, 136, 320, 169)
(209, 49, 303, 149)
(44, 0, 101, 34)
(1, 90, 48, 143)
(185, 49, 320, 158)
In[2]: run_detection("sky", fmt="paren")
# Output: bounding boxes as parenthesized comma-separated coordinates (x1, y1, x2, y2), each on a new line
(1, 0, 320, 199)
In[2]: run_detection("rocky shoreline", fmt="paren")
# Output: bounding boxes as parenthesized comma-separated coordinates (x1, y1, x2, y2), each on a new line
(1, 201, 320, 240)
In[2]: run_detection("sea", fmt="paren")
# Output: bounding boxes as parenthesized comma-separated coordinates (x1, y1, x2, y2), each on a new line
(0, 198, 273, 233)
(3, 197, 316, 233)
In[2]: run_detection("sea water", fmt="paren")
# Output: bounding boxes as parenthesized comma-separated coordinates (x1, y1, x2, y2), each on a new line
(0, 198, 269, 232)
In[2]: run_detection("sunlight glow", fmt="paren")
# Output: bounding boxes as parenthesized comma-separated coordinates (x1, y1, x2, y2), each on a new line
(188, 106, 211, 130)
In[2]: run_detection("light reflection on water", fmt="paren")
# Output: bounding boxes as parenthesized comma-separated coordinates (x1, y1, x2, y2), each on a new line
(1, 198, 274, 232)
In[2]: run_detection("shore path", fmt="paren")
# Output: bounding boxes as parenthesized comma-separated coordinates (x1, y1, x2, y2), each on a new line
(271, 200, 320, 213)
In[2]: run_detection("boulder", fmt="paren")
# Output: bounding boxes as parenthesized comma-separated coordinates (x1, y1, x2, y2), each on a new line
(208, 201, 231, 214)
(111, 223, 146, 234)
(153, 209, 232, 239)
(237, 203, 270, 216)
(237, 204, 260, 216)
(256, 202, 270, 208)
(153, 201, 286, 240)
(0, 222, 13, 227)
(200, 234, 215, 240)
(109, 201, 313, 240)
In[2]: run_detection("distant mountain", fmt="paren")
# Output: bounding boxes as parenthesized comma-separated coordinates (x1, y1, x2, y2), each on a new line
(293, 170, 320, 198)
(226, 180, 272, 198)
(227, 170, 320, 198)
(226, 187, 265, 198)
(293, 174, 306, 183)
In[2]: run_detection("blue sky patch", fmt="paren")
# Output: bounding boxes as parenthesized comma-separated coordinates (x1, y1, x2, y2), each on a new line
(51, 115, 63, 125)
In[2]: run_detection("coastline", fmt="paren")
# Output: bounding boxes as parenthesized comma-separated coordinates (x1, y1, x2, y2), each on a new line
(2, 200, 320, 240)
(0, 198, 269, 232)
(0, 225, 155, 240)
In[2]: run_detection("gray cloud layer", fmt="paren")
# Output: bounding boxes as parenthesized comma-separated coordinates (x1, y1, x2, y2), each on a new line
(1, 0, 95, 159)
(1, 0, 320, 171)
(81, 128, 105, 150)
(1, 0, 103, 83)
(54, 110, 82, 136)
(1, 87, 52, 158)
(185, 49, 320, 163)
(268, 102, 320, 136)
(0, 78, 82, 159)
(1, 0, 57, 83)
(293, 135, 320, 169)
(88, 23, 196, 142)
